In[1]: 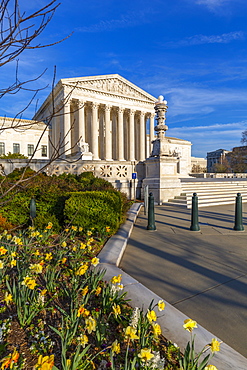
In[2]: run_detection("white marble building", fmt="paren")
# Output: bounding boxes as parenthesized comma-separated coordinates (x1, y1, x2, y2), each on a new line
(0, 117, 49, 159)
(34, 74, 158, 162)
(0, 75, 193, 199)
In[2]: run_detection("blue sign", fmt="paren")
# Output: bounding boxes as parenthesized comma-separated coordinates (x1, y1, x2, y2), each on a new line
(132, 172, 137, 179)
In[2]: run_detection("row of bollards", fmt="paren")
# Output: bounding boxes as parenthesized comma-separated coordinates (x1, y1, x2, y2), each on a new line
(146, 192, 245, 231)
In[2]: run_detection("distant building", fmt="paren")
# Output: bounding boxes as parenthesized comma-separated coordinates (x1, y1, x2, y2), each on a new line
(191, 156, 207, 173)
(206, 149, 230, 172)
(0, 117, 49, 159)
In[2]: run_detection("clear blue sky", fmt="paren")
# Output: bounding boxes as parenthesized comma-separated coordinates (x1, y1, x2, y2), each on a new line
(1, 0, 247, 158)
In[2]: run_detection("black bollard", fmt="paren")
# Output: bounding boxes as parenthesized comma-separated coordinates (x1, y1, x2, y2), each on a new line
(190, 193, 200, 231)
(30, 198, 36, 222)
(147, 192, 156, 231)
(234, 193, 244, 231)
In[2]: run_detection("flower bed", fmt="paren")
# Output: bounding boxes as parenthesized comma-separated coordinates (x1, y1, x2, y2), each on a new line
(0, 224, 220, 370)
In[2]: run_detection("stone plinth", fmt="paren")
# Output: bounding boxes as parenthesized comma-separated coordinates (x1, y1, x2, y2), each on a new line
(143, 156, 182, 204)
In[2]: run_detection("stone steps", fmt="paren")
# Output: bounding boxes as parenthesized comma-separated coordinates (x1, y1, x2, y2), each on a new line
(168, 180, 247, 208)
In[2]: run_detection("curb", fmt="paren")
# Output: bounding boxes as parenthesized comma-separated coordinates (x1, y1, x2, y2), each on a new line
(97, 204, 247, 370)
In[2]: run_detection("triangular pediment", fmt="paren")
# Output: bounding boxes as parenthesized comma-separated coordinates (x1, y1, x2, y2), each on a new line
(60, 74, 156, 103)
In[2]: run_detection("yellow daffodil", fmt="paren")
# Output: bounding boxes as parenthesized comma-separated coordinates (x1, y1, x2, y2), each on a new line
(158, 300, 166, 311)
(111, 274, 122, 284)
(34, 250, 40, 256)
(146, 310, 157, 323)
(124, 326, 139, 340)
(77, 305, 90, 318)
(85, 316, 96, 334)
(46, 222, 53, 229)
(80, 243, 86, 249)
(87, 237, 94, 244)
(113, 303, 121, 317)
(10, 259, 16, 267)
(71, 225, 77, 231)
(45, 253, 52, 261)
(61, 257, 67, 264)
(11, 251, 17, 257)
(22, 276, 37, 290)
(61, 241, 67, 248)
(106, 226, 111, 233)
(76, 263, 88, 275)
(0, 261, 4, 269)
(40, 289, 47, 296)
(138, 348, 154, 362)
(6, 234, 11, 240)
(210, 338, 221, 352)
(152, 322, 162, 337)
(82, 286, 89, 296)
(91, 257, 99, 267)
(35, 354, 54, 370)
(0, 246, 7, 255)
(112, 339, 120, 354)
(29, 263, 43, 274)
(4, 292, 13, 305)
(95, 286, 101, 296)
(77, 334, 89, 348)
(205, 366, 218, 370)
(79, 227, 83, 232)
(0, 348, 19, 369)
(72, 246, 77, 251)
(183, 318, 198, 332)
(87, 230, 92, 236)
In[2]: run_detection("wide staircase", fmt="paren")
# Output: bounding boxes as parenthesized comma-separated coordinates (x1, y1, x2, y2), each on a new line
(168, 178, 247, 208)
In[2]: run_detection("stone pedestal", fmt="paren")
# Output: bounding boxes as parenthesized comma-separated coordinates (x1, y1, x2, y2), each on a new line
(143, 156, 182, 204)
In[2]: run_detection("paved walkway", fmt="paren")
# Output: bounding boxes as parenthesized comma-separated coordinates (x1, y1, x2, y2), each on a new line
(120, 203, 247, 358)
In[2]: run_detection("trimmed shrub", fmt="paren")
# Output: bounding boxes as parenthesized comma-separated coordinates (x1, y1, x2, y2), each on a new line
(64, 191, 123, 233)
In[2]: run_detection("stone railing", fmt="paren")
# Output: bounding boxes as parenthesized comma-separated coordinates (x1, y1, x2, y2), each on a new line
(0, 158, 145, 199)
(190, 173, 247, 179)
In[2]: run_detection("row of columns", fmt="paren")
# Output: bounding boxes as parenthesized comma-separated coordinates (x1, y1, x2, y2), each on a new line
(53, 99, 155, 161)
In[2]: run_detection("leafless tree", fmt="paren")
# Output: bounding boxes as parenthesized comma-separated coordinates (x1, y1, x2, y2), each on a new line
(0, 0, 83, 198)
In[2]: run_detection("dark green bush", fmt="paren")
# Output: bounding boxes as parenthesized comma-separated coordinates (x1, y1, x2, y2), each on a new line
(64, 191, 123, 233)
(0, 169, 129, 232)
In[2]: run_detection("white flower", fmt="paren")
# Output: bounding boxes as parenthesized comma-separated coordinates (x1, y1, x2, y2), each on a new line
(129, 307, 140, 328)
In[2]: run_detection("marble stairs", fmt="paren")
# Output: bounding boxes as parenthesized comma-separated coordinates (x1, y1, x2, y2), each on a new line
(168, 180, 247, 208)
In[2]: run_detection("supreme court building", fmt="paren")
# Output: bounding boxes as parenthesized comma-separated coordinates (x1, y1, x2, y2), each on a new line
(1, 74, 192, 199)
(34, 74, 158, 162)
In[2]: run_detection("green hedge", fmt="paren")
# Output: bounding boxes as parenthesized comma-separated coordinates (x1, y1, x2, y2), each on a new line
(64, 191, 123, 233)
(0, 170, 129, 232)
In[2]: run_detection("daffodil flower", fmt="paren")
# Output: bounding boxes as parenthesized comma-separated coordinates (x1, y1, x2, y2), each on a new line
(138, 348, 154, 362)
(183, 318, 198, 332)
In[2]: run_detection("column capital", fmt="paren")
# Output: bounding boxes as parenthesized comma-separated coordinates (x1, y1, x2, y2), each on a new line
(139, 111, 146, 118)
(76, 100, 84, 109)
(105, 104, 112, 112)
(129, 109, 135, 116)
(117, 106, 125, 114)
(91, 102, 99, 110)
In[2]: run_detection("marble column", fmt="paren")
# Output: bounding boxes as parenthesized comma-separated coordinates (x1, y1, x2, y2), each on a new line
(149, 113, 155, 155)
(129, 109, 135, 161)
(139, 111, 146, 161)
(117, 107, 125, 161)
(78, 101, 85, 142)
(63, 100, 71, 156)
(104, 105, 112, 161)
(91, 102, 99, 160)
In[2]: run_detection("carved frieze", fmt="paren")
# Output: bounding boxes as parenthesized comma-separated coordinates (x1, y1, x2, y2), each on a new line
(65, 77, 155, 103)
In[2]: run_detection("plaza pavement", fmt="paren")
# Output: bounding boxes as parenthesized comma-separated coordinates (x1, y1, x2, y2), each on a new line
(120, 203, 247, 359)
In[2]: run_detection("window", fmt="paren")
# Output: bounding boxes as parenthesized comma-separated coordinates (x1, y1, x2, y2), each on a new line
(41, 145, 47, 157)
(27, 144, 34, 156)
(0, 142, 5, 156)
(13, 143, 20, 154)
